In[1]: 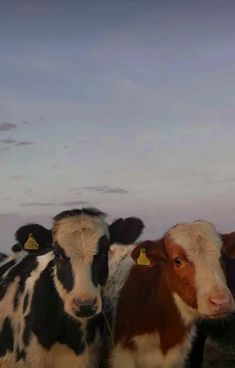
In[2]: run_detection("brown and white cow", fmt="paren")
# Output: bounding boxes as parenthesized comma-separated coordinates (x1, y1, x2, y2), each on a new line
(107, 220, 234, 368)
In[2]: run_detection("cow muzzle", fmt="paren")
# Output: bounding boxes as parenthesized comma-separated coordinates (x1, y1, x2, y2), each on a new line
(72, 297, 98, 318)
(208, 289, 234, 318)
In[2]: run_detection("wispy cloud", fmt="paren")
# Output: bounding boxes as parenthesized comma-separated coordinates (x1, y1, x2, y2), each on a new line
(0, 138, 34, 146)
(16, 141, 34, 146)
(0, 123, 17, 132)
(105, 188, 129, 194)
(83, 186, 129, 195)
(0, 138, 16, 144)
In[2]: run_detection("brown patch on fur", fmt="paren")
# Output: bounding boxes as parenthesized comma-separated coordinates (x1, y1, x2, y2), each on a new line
(115, 239, 191, 355)
(164, 236, 197, 309)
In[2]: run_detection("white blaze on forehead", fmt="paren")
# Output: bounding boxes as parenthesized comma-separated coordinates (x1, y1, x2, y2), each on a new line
(53, 214, 109, 262)
(167, 220, 222, 261)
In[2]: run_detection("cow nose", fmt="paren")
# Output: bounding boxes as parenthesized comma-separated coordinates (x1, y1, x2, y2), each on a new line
(72, 297, 98, 318)
(208, 292, 233, 316)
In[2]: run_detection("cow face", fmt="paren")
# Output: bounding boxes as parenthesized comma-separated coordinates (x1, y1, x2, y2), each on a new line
(132, 221, 234, 322)
(53, 208, 144, 320)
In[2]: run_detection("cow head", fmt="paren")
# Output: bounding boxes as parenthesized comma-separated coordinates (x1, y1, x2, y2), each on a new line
(132, 221, 234, 323)
(13, 223, 53, 254)
(52, 208, 144, 320)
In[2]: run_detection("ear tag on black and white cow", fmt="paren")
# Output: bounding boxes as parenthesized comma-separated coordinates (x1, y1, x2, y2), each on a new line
(136, 248, 151, 266)
(24, 233, 39, 250)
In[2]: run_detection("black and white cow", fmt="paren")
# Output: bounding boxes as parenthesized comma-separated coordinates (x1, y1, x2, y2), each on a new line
(0, 208, 144, 368)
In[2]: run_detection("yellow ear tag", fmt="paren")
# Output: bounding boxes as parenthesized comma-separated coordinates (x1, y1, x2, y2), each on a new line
(137, 248, 151, 266)
(24, 233, 39, 250)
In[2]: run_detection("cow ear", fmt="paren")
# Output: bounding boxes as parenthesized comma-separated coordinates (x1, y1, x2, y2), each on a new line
(15, 224, 52, 252)
(15, 225, 31, 247)
(221, 232, 235, 258)
(131, 240, 165, 267)
(109, 217, 144, 245)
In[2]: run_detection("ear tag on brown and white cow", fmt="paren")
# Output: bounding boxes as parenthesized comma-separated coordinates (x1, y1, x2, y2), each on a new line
(24, 233, 39, 250)
(136, 248, 151, 266)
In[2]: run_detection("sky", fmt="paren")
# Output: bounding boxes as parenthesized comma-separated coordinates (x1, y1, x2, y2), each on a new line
(1, 0, 235, 250)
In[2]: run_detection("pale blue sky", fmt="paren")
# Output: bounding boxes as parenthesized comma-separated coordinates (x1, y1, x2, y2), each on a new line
(1, 0, 235, 249)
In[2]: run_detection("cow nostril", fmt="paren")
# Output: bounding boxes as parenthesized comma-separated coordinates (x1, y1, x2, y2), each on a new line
(73, 297, 97, 310)
(72, 297, 98, 318)
(209, 294, 231, 309)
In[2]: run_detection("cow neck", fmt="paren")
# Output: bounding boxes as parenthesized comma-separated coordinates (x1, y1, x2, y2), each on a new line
(115, 264, 190, 354)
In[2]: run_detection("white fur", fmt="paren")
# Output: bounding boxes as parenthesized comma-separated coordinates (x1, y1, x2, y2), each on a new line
(111, 329, 195, 368)
(54, 214, 109, 263)
(106, 244, 135, 298)
(104, 244, 135, 323)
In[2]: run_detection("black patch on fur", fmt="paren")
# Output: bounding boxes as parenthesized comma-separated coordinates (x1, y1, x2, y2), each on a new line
(15, 223, 52, 252)
(0, 256, 38, 301)
(53, 207, 106, 222)
(16, 347, 26, 362)
(54, 244, 74, 292)
(13, 257, 38, 310)
(0, 259, 15, 278)
(57, 314, 86, 355)
(0, 317, 14, 356)
(22, 261, 57, 348)
(188, 313, 235, 368)
(86, 313, 104, 345)
(24, 261, 86, 355)
(23, 313, 32, 347)
(23, 292, 29, 313)
(187, 326, 207, 368)
(109, 217, 144, 245)
(91, 236, 109, 287)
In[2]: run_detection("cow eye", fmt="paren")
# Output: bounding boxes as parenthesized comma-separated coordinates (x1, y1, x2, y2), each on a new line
(174, 258, 184, 267)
